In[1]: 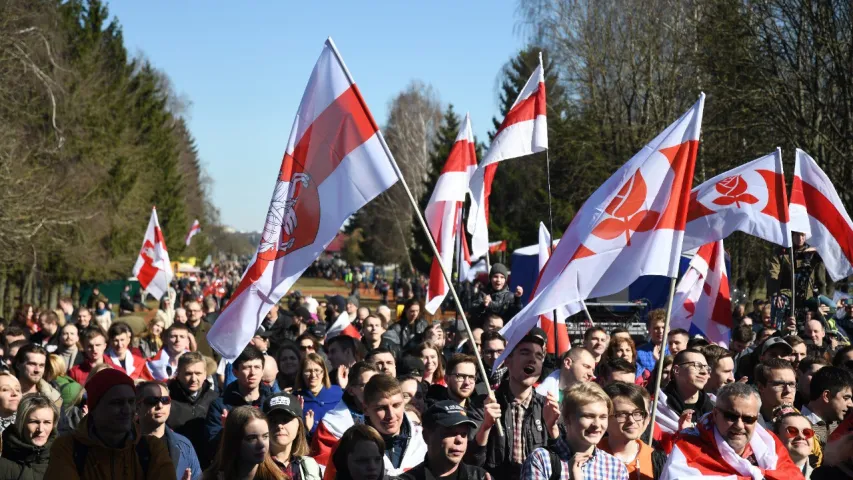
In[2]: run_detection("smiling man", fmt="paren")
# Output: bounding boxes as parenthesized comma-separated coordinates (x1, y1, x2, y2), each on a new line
(362, 374, 427, 476)
(801, 366, 853, 447)
(400, 401, 487, 480)
(583, 327, 609, 365)
(662, 383, 802, 480)
(522, 382, 628, 480)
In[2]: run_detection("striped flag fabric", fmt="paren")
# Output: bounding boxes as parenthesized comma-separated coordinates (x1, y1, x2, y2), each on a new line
(207, 38, 399, 360)
(424, 114, 478, 314)
(132, 207, 173, 301)
(467, 53, 547, 260)
(670, 240, 732, 347)
(185, 219, 201, 246)
(535, 223, 571, 354)
(789, 149, 853, 281)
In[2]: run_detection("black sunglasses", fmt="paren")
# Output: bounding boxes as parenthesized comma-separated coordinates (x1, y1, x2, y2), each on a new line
(142, 396, 171, 406)
(716, 407, 758, 425)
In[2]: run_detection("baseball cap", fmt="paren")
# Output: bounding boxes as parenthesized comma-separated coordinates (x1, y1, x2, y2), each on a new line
(518, 327, 547, 349)
(761, 337, 793, 356)
(263, 393, 303, 419)
(254, 327, 273, 339)
(398, 356, 426, 378)
(326, 295, 347, 312)
(424, 401, 477, 429)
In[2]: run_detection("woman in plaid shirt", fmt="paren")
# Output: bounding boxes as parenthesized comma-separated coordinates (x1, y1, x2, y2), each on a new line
(521, 383, 628, 480)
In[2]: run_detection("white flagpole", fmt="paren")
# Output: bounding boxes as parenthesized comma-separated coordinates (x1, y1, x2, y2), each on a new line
(645, 276, 678, 444)
(326, 37, 503, 436)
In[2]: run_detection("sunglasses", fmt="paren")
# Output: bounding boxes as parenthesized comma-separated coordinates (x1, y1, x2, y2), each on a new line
(785, 426, 815, 439)
(142, 396, 171, 406)
(716, 407, 758, 425)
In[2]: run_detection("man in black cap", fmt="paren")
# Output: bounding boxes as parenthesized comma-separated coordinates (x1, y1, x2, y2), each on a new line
(326, 295, 347, 325)
(398, 356, 425, 382)
(471, 263, 523, 323)
(282, 306, 312, 343)
(470, 327, 560, 480)
(399, 401, 488, 480)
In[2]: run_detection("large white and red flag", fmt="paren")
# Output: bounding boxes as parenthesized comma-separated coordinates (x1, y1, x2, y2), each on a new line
(535, 222, 571, 354)
(208, 39, 399, 360)
(789, 149, 853, 281)
(683, 149, 791, 250)
(185, 219, 201, 246)
(425, 114, 478, 314)
(468, 54, 547, 260)
(326, 311, 361, 341)
(498, 94, 705, 365)
(670, 240, 732, 347)
(133, 207, 173, 301)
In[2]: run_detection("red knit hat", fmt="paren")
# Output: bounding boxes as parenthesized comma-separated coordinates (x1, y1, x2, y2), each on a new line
(86, 368, 135, 410)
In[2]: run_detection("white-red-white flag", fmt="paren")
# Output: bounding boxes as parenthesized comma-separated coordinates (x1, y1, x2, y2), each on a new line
(789, 149, 853, 281)
(133, 207, 173, 301)
(326, 311, 361, 341)
(498, 94, 704, 366)
(208, 39, 399, 360)
(468, 53, 547, 260)
(671, 240, 732, 347)
(683, 149, 791, 250)
(535, 223, 571, 354)
(185, 219, 201, 246)
(425, 114, 478, 314)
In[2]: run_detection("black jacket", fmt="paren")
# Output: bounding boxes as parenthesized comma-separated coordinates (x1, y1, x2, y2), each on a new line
(664, 381, 714, 418)
(167, 378, 218, 468)
(398, 462, 488, 480)
(364, 337, 402, 360)
(205, 381, 274, 458)
(472, 381, 555, 480)
(386, 318, 430, 352)
(0, 426, 52, 480)
(425, 385, 485, 425)
(471, 285, 523, 323)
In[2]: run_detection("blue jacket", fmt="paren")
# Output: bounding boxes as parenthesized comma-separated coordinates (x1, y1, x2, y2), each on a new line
(205, 381, 274, 449)
(297, 385, 343, 438)
(635, 342, 668, 377)
(164, 427, 201, 480)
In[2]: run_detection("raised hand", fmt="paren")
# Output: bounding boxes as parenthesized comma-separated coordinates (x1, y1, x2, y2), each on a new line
(514, 286, 524, 297)
(337, 365, 349, 390)
(484, 295, 492, 307)
(305, 409, 315, 431)
(482, 393, 502, 429)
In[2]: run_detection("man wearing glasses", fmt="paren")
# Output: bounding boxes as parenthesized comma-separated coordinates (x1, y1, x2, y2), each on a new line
(655, 349, 713, 434)
(426, 354, 486, 421)
(480, 330, 508, 389)
(137, 381, 201, 479)
(185, 300, 214, 359)
(755, 358, 797, 430)
(662, 383, 802, 479)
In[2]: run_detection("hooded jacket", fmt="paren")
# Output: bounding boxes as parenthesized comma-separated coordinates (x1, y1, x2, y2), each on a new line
(44, 416, 175, 480)
(167, 379, 218, 468)
(0, 426, 53, 480)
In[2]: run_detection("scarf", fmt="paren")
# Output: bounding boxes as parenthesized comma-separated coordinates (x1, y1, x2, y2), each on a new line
(107, 348, 136, 377)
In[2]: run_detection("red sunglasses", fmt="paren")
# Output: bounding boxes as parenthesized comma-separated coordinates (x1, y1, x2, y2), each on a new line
(785, 426, 815, 439)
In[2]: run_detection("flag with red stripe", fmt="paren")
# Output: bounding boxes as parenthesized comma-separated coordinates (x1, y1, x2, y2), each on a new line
(207, 39, 398, 360)
(671, 240, 732, 347)
(425, 114, 478, 314)
(185, 219, 201, 246)
(498, 94, 704, 367)
(536, 222, 571, 354)
(789, 149, 853, 281)
(132, 207, 173, 301)
(683, 149, 791, 250)
(326, 311, 361, 340)
(468, 53, 547, 260)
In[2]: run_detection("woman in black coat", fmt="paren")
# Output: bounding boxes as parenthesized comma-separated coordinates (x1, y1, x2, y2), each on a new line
(0, 393, 58, 480)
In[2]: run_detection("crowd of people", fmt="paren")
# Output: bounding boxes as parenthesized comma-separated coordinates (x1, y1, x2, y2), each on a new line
(0, 247, 852, 479)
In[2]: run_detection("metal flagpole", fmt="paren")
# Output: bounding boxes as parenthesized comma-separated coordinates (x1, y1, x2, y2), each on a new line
(544, 149, 561, 354)
(325, 37, 503, 436)
(790, 235, 796, 319)
(645, 276, 678, 444)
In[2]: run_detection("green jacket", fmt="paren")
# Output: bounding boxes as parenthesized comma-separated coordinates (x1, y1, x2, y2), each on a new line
(54, 375, 82, 409)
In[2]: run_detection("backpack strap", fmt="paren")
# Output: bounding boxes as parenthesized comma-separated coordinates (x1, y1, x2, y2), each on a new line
(136, 435, 151, 479)
(72, 438, 88, 476)
(548, 451, 562, 480)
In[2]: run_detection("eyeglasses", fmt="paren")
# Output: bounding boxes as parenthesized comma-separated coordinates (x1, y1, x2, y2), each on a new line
(612, 410, 647, 423)
(767, 381, 796, 391)
(142, 396, 171, 406)
(716, 407, 758, 425)
(449, 373, 477, 383)
(299, 345, 315, 351)
(677, 362, 711, 373)
(785, 426, 815, 439)
(483, 349, 505, 356)
(305, 369, 324, 377)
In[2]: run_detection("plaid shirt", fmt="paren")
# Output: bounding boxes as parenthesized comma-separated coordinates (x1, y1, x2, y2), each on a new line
(511, 389, 534, 464)
(521, 437, 628, 480)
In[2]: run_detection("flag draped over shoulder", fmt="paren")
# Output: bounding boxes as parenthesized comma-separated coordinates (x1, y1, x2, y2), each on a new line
(424, 114, 478, 314)
(132, 207, 173, 301)
(683, 149, 791, 250)
(671, 240, 732, 347)
(468, 54, 547, 260)
(789, 149, 853, 281)
(498, 94, 705, 366)
(207, 39, 399, 361)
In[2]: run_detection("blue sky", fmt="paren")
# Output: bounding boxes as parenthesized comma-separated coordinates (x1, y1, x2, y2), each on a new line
(107, 1, 527, 232)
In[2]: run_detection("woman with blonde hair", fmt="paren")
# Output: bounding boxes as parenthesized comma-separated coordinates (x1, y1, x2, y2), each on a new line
(0, 373, 21, 435)
(203, 405, 283, 480)
(44, 354, 82, 409)
(0, 393, 59, 479)
(136, 317, 165, 359)
(413, 342, 445, 386)
(294, 352, 342, 438)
